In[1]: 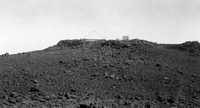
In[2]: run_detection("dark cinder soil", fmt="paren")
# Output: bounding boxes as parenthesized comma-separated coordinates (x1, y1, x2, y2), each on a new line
(0, 39, 199, 108)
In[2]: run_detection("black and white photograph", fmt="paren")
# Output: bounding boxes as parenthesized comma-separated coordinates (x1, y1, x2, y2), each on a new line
(0, 0, 199, 107)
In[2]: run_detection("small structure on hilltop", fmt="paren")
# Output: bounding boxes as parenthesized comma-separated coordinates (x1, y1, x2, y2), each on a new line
(122, 36, 129, 40)
(81, 30, 106, 41)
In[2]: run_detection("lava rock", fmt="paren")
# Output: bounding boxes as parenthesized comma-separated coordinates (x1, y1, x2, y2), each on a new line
(110, 74, 115, 79)
(64, 93, 78, 99)
(30, 87, 40, 92)
(33, 79, 39, 83)
(192, 74, 198, 78)
(10, 92, 19, 98)
(104, 72, 109, 78)
(155, 63, 162, 67)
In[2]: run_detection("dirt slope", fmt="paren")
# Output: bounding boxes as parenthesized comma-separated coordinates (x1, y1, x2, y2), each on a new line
(0, 39, 199, 108)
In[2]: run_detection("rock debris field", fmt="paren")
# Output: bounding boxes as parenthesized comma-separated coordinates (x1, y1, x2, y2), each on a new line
(0, 39, 200, 108)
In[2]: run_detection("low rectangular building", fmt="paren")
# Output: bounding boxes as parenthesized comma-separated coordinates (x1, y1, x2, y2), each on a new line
(122, 36, 129, 40)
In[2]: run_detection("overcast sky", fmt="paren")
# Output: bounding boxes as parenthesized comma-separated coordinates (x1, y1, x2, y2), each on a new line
(0, 0, 200, 54)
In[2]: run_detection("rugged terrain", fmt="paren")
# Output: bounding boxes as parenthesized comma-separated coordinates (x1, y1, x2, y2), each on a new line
(0, 39, 199, 108)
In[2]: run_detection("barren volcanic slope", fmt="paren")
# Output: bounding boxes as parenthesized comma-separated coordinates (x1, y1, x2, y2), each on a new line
(0, 39, 200, 108)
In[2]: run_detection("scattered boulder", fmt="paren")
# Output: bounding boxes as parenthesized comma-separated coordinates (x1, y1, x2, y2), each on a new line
(166, 98, 175, 104)
(79, 98, 96, 108)
(177, 69, 183, 74)
(64, 92, 78, 99)
(33, 79, 38, 83)
(10, 92, 19, 98)
(30, 87, 40, 93)
(104, 72, 109, 78)
(44, 95, 50, 100)
(90, 73, 99, 77)
(155, 63, 162, 67)
(8, 98, 16, 104)
(192, 74, 198, 78)
(110, 74, 115, 79)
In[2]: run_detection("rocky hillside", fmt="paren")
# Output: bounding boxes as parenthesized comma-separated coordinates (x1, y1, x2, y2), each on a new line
(0, 39, 199, 108)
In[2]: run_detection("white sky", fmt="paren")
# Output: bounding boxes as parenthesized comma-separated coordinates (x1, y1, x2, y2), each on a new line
(0, 0, 200, 54)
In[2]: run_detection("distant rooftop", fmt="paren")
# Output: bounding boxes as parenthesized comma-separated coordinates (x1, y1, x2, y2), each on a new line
(82, 30, 106, 40)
